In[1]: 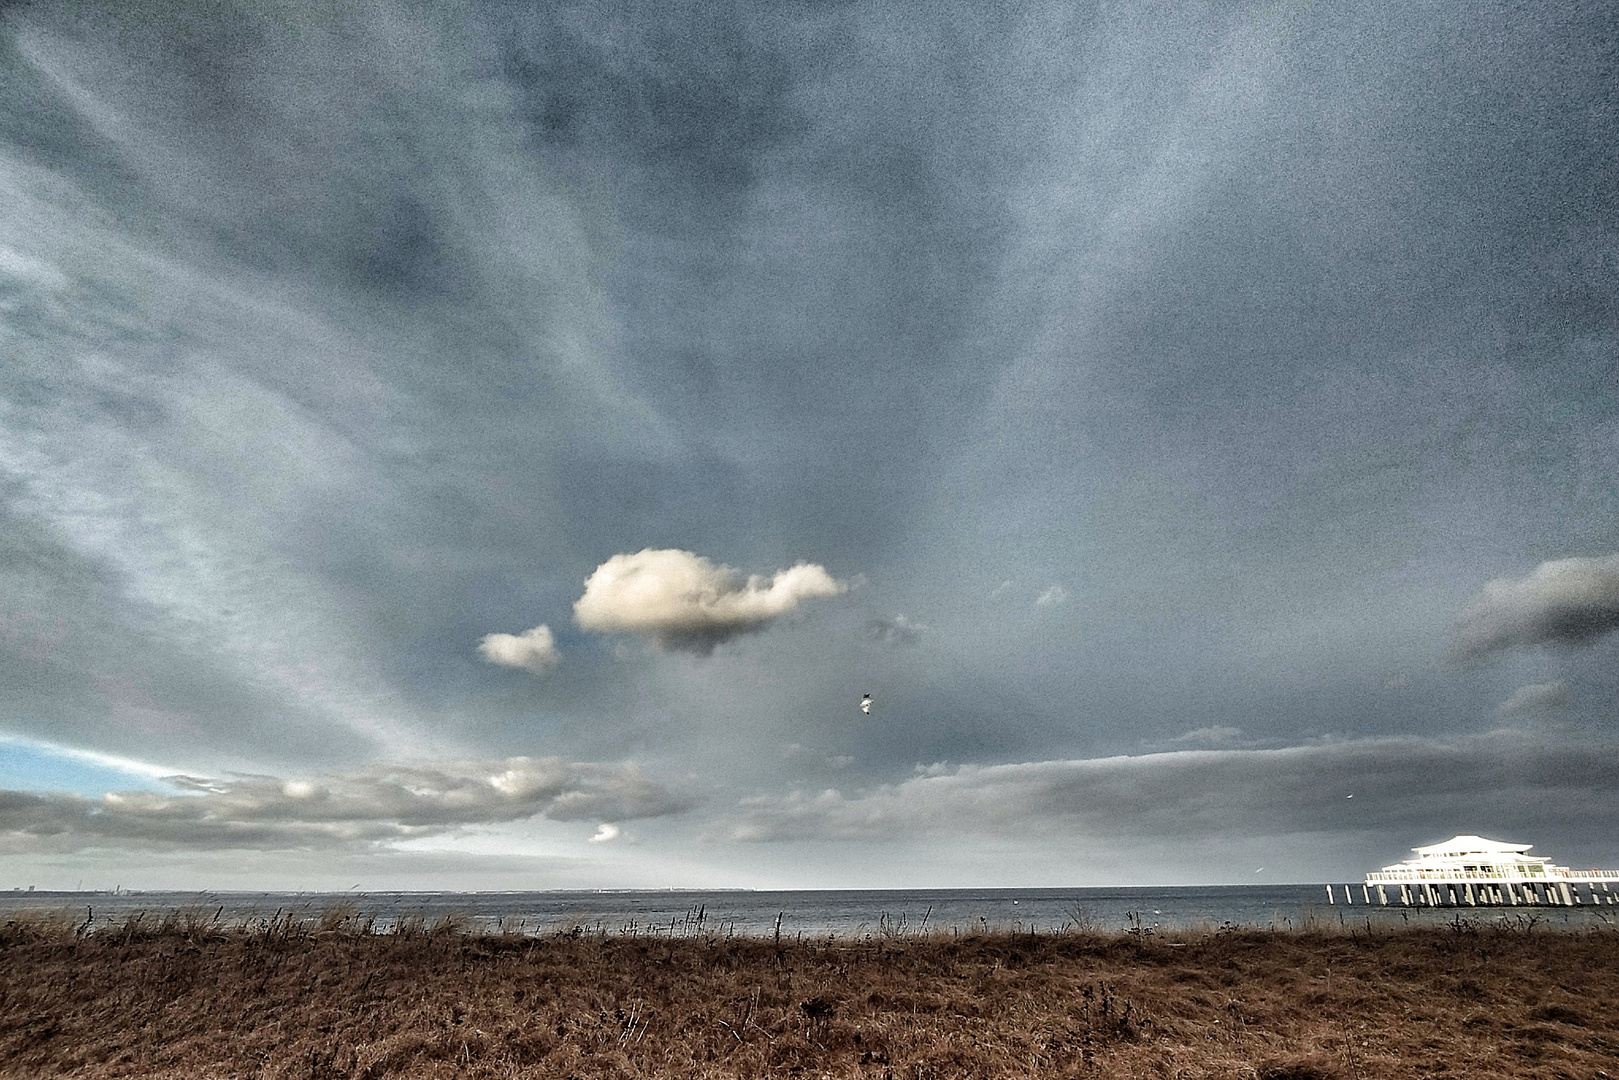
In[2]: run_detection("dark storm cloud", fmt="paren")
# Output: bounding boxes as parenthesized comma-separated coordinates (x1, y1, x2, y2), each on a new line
(0, 756, 692, 853)
(721, 727, 1619, 844)
(1457, 556, 1619, 656)
(491, 1, 1043, 567)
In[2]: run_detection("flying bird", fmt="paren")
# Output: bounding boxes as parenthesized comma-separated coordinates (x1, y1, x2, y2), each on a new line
(859, 693, 872, 715)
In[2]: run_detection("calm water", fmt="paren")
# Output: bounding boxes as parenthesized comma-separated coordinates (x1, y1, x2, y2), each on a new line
(3, 886, 1614, 936)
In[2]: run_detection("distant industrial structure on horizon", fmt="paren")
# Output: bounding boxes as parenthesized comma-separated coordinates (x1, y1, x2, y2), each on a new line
(1324, 835, 1619, 908)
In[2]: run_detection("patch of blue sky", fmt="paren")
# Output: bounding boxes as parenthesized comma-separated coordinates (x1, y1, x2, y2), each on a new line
(0, 736, 180, 796)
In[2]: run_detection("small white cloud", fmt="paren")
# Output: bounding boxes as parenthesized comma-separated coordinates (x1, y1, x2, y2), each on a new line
(1035, 584, 1068, 607)
(1494, 681, 1571, 719)
(827, 755, 855, 770)
(1457, 554, 1619, 656)
(477, 624, 561, 675)
(573, 548, 847, 653)
(865, 614, 925, 645)
(588, 822, 621, 844)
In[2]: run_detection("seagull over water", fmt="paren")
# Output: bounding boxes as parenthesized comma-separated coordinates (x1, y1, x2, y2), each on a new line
(859, 693, 872, 715)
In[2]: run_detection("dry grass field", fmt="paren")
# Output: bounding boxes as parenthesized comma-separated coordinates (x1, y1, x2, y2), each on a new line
(2, 908, 1616, 1079)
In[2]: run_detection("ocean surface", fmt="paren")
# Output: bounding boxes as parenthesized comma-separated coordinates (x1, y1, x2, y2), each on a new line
(4, 885, 1615, 936)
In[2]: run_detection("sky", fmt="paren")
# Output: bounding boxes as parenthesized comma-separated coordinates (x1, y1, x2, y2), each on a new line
(1, 0, 1616, 891)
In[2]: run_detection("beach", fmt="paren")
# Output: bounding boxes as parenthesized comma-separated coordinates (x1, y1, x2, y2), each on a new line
(2, 908, 1615, 1078)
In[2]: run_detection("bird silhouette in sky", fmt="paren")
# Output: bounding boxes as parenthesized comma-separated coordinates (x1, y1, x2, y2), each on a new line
(859, 692, 872, 715)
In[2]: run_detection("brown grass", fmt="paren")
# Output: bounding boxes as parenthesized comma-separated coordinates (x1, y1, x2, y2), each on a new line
(2, 909, 1617, 1078)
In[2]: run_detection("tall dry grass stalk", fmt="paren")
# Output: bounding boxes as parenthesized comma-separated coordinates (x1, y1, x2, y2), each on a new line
(1, 909, 1615, 1078)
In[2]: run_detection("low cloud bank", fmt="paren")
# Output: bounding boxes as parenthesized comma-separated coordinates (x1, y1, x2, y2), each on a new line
(1457, 555, 1619, 656)
(574, 549, 846, 653)
(721, 727, 1619, 843)
(0, 757, 691, 853)
(477, 625, 561, 675)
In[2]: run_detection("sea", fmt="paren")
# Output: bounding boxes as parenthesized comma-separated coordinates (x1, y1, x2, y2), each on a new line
(3, 885, 1614, 936)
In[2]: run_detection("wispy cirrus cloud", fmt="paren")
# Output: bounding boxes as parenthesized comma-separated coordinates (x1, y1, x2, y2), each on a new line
(0, 756, 692, 853)
(573, 548, 846, 653)
(865, 614, 925, 646)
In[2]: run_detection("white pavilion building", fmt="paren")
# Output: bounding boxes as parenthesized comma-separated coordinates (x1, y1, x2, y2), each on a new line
(1335, 835, 1619, 907)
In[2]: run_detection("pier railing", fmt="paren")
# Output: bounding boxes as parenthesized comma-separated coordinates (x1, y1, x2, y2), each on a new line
(1364, 868, 1619, 884)
(1334, 873, 1619, 909)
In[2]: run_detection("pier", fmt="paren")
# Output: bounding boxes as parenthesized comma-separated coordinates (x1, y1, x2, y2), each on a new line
(1326, 835, 1619, 907)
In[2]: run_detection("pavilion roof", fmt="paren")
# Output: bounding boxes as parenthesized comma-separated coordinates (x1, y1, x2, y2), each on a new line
(1411, 835, 1533, 857)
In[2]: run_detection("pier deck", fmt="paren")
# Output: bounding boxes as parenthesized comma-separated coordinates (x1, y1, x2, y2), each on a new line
(1328, 834, 1619, 907)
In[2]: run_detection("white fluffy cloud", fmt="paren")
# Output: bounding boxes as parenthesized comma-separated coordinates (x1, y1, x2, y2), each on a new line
(719, 727, 1619, 843)
(477, 624, 561, 675)
(1457, 555, 1619, 656)
(573, 548, 846, 652)
(0, 756, 691, 853)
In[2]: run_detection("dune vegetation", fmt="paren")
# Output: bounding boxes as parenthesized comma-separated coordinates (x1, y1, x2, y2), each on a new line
(1, 908, 1616, 1078)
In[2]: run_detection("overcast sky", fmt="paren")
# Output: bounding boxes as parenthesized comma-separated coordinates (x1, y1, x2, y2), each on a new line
(1, 0, 1616, 890)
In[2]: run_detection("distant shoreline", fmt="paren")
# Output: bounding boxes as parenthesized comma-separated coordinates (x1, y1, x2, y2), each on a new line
(6, 884, 1615, 939)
